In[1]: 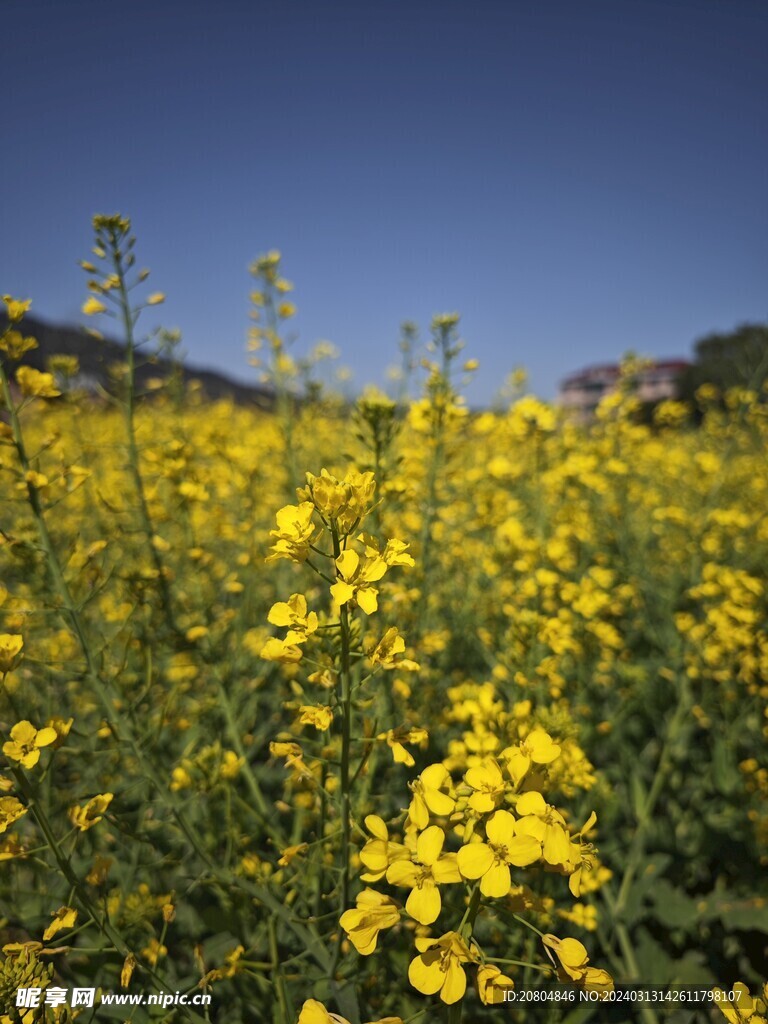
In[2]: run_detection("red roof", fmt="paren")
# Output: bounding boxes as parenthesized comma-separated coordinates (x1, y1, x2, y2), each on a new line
(561, 359, 691, 388)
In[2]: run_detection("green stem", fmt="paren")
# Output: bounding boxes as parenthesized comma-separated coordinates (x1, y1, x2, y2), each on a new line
(110, 233, 178, 638)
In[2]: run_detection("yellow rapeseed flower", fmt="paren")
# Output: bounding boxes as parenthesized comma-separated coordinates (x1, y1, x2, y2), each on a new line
(42, 906, 77, 941)
(267, 502, 316, 563)
(408, 930, 474, 1004)
(502, 728, 561, 786)
(3, 721, 57, 768)
(298, 705, 333, 731)
(15, 366, 61, 399)
(0, 796, 27, 833)
(408, 763, 456, 829)
(457, 810, 541, 897)
(330, 550, 388, 615)
(359, 815, 412, 882)
(386, 825, 461, 924)
(339, 888, 400, 954)
(477, 963, 514, 1004)
(0, 635, 23, 675)
(542, 934, 613, 993)
(69, 793, 113, 831)
(82, 296, 107, 315)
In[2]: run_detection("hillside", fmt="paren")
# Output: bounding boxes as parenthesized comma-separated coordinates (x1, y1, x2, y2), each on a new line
(0, 313, 275, 408)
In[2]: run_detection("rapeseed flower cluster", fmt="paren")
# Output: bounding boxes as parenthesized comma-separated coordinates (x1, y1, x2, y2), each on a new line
(1, 227, 765, 1023)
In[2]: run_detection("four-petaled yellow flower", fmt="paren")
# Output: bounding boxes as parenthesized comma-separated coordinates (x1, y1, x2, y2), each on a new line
(267, 593, 318, 644)
(386, 825, 461, 924)
(464, 758, 507, 813)
(408, 930, 475, 1004)
(339, 888, 400, 954)
(408, 763, 456, 829)
(514, 791, 573, 867)
(330, 549, 388, 615)
(359, 814, 413, 882)
(267, 502, 316, 563)
(502, 728, 561, 785)
(457, 809, 541, 897)
(358, 533, 416, 568)
(3, 721, 57, 768)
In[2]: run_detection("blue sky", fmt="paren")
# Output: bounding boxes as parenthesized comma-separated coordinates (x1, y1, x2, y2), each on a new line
(3, 0, 766, 402)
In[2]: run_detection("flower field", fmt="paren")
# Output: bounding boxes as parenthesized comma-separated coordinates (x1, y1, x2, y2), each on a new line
(1, 218, 766, 1023)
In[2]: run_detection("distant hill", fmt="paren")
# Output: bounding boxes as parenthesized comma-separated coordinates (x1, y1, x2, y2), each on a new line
(0, 313, 275, 409)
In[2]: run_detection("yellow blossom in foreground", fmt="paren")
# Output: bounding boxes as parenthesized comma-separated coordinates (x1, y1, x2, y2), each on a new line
(267, 502, 316, 563)
(358, 533, 416, 568)
(477, 963, 515, 1005)
(359, 814, 412, 882)
(3, 721, 57, 768)
(260, 637, 303, 663)
(268, 593, 318, 644)
(514, 791, 572, 867)
(408, 930, 475, 1004)
(503, 728, 561, 786)
(0, 796, 27, 834)
(330, 549, 388, 615)
(297, 1001, 403, 1024)
(542, 934, 613, 993)
(69, 793, 113, 831)
(408, 763, 456, 829)
(464, 758, 507, 813)
(42, 906, 77, 941)
(386, 825, 461, 924)
(339, 888, 400, 954)
(712, 982, 767, 1024)
(457, 810, 541, 897)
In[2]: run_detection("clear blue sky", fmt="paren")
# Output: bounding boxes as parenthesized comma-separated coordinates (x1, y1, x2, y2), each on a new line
(3, 0, 766, 402)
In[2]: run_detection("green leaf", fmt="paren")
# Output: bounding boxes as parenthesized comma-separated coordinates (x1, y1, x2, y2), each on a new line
(630, 770, 648, 818)
(649, 879, 699, 930)
(718, 899, 768, 933)
(712, 737, 740, 796)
